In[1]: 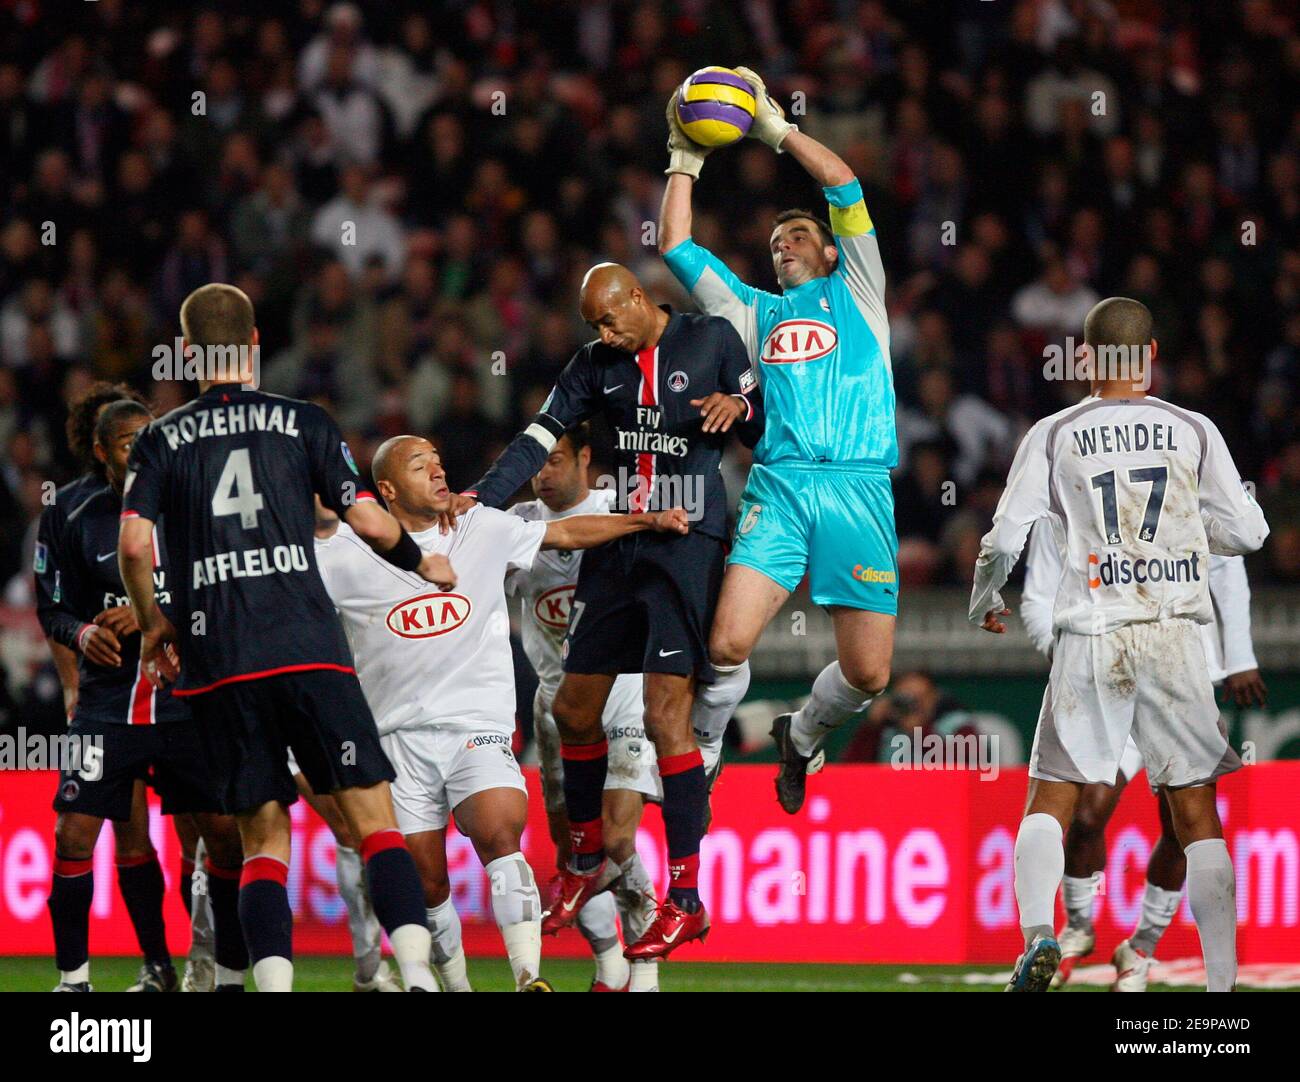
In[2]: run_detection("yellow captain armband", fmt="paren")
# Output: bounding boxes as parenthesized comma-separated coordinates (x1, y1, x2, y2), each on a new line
(829, 199, 873, 238)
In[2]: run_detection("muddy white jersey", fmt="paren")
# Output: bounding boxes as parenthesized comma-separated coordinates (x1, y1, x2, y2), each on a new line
(505, 488, 615, 700)
(971, 395, 1268, 635)
(315, 506, 546, 735)
(1021, 518, 1260, 681)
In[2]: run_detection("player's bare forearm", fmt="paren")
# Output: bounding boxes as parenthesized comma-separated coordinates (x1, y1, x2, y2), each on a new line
(781, 129, 854, 189)
(118, 516, 162, 632)
(542, 509, 689, 551)
(659, 173, 694, 254)
(47, 638, 80, 709)
(343, 499, 401, 552)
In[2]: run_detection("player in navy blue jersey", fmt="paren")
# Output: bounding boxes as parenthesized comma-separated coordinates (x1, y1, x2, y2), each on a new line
(447, 262, 763, 958)
(45, 399, 248, 992)
(119, 283, 450, 991)
(37, 382, 216, 992)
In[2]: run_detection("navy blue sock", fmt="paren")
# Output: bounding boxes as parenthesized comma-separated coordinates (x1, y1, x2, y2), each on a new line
(116, 854, 170, 965)
(361, 831, 428, 933)
(207, 860, 250, 971)
(659, 751, 707, 912)
(561, 741, 608, 871)
(49, 858, 94, 973)
(237, 857, 292, 964)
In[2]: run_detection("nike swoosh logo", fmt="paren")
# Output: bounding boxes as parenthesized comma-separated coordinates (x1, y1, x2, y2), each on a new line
(560, 889, 584, 913)
(658, 649, 682, 657)
(662, 925, 684, 943)
(603, 384, 623, 394)
(96, 552, 116, 562)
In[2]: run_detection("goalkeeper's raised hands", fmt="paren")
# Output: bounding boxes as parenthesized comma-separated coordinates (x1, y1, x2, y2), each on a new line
(734, 66, 796, 152)
(664, 90, 712, 180)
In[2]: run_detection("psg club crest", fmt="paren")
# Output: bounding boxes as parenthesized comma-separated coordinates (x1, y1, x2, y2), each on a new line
(341, 441, 360, 476)
(60, 779, 80, 802)
(668, 370, 689, 393)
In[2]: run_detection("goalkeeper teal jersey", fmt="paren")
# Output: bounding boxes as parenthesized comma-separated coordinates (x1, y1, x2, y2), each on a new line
(662, 177, 896, 469)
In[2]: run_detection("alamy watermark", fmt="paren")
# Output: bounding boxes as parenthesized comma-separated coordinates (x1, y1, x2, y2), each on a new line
(595, 466, 705, 521)
(1043, 338, 1152, 392)
(888, 730, 1000, 781)
(0, 727, 104, 778)
(150, 339, 261, 386)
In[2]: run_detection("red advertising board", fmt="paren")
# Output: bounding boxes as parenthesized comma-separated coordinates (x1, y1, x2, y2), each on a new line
(1, 765, 1297, 963)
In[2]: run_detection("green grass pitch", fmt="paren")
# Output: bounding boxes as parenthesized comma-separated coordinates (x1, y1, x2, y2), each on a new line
(0, 956, 1231, 992)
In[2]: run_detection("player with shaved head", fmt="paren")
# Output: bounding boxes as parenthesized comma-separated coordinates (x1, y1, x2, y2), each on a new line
(316, 434, 690, 988)
(445, 262, 762, 958)
(971, 296, 1269, 991)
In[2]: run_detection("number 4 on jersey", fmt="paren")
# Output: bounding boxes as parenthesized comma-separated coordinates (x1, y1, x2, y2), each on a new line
(212, 448, 265, 528)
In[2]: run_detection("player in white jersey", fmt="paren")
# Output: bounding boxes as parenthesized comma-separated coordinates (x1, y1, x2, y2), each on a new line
(970, 298, 1268, 992)
(316, 434, 689, 991)
(1021, 510, 1267, 990)
(506, 423, 663, 992)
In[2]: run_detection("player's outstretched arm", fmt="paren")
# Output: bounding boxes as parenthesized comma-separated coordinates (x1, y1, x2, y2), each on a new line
(779, 129, 854, 189)
(344, 500, 456, 588)
(541, 508, 689, 552)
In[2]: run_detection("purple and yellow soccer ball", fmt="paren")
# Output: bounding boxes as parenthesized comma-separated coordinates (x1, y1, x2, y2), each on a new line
(674, 66, 756, 147)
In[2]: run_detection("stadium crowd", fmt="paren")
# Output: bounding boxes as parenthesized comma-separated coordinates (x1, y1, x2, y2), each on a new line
(3, 0, 1300, 614)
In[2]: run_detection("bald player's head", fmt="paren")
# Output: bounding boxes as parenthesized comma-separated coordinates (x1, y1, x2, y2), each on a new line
(371, 435, 451, 521)
(1083, 296, 1156, 395)
(579, 262, 664, 353)
(179, 283, 260, 386)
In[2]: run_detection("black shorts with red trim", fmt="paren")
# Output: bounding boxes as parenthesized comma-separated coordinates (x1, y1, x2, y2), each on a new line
(52, 717, 220, 820)
(562, 530, 724, 683)
(185, 667, 395, 814)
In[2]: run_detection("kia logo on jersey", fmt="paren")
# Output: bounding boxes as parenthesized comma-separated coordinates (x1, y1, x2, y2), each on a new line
(533, 584, 575, 630)
(760, 319, 838, 364)
(386, 592, 472, 638)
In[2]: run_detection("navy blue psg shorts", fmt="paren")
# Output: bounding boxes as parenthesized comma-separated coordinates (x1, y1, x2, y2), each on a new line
(186, 668, 395, 814)
(52, 718, 220, 821)
(562, 530, 724, 684)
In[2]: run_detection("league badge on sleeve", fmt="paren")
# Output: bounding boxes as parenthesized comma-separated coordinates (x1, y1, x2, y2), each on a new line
(34, 541, 47, 574)
(341, 441, 360, 476)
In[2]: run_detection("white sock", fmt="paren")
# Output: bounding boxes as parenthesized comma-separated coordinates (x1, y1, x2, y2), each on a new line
(485, 853, 542, 986)
(790, 662, 875, 757)
(592, 943, 630, 990)
(389, 923, 437, 991)
(576, 889, 620, 952)
(214, 964, 244, 987)
(501, 922, 543, 988)
(629, 959, 659, 991)
(692, 660, 750, 770)
(61, 962, 90, 985)
(336, 844, 383, 982)
(613, 853, 657, 943)
(1062, 873, 1099, 928)
(252, 956, 293, 992)
(1014, 813, 1064, 946)
(427, 899, 472, 992)
(1185, 838, 1236, 992)
(1130, 881, 1183, 956)
(190, 838, 214, 959)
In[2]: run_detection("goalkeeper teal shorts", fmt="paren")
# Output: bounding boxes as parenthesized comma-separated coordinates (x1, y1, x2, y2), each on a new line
(728, 462, 899, 614)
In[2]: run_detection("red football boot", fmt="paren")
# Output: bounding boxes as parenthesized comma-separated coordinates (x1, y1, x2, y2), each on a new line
(588, 977, 630, 992)
(623, 899, 710, 960)
(540, 859, 618, 935)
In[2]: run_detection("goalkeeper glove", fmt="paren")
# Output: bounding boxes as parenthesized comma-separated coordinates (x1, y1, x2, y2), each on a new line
(734, 66, 796, 152)
(665, 91, 712, 179)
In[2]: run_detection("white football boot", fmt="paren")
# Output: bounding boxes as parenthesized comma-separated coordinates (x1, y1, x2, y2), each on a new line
(1110, 938, 1153, 992)
(1050, 923, 1096, 988)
